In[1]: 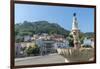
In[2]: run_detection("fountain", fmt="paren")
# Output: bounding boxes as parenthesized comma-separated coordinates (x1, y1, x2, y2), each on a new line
(57, 13, 94, 62)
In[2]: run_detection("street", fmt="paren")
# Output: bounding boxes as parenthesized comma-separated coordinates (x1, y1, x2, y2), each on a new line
(15, 53, 66, 66)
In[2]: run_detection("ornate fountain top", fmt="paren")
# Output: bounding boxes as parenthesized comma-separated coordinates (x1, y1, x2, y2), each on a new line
(72, 13, 78, 30)
(73, 13, 76, 16)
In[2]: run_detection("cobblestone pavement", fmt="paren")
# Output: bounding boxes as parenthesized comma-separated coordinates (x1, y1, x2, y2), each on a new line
(15, 53, 66, 66)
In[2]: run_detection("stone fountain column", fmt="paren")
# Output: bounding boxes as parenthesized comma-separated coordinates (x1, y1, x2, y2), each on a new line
(72, 13, 80, 49)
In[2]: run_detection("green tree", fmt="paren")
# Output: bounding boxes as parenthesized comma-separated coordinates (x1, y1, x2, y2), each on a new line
(26, 44, 40, 56)
(15, 37, 24, 43)
(26, 46, 33, 56)
(67, 34, 74, 47)
(79, 32, 85, 44)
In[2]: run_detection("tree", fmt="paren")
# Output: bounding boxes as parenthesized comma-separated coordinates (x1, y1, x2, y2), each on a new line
(26, 44, 40, 56)
(67, 31, 87, 47)
(15, 37, 24, 43)
(67, 34, 74, 47)
(26, 46, 33, 56)
(79, 32, 85, 44)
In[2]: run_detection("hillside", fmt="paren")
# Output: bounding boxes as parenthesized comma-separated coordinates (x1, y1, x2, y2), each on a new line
(15, 21, 70, 37)
(84, 32, 94, 38)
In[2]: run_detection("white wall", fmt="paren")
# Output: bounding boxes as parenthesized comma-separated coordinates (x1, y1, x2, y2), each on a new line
(0, 0, 100, 69)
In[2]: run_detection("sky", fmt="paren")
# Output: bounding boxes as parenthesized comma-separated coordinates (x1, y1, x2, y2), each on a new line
(15, 4, 95, 33)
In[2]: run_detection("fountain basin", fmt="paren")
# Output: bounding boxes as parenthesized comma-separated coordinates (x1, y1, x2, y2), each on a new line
(57, 47, 94, 62)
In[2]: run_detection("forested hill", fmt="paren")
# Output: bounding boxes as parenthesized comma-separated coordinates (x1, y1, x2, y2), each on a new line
(15, 21, 70, 37)
(84, 32, 94, 38)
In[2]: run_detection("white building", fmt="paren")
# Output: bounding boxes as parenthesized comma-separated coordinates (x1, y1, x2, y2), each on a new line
(35, 39, 55, 55)
(24, 35, 31, 42)
(15, 43, 23, 57)
(54, 40, 69, 49)
(83, 38, 94, 48)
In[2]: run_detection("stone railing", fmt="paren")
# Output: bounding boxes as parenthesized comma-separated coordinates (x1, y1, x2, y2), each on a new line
(57, 47, 94, 62)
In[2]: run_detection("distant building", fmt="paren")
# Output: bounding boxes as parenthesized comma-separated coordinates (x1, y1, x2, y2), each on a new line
(50, 34, 65, 41)
(15, 33, 70, 57)
(24, 35, 31, 42)
(91, 38, 94, 48)
(39, 33, 51, 40)
(91, 41, 94, 48)
(54, 40, 69, 49)
(32, 33, 51, 41)
(21, 42, 36, 48)
(15, 42, 38, 57)
(43, 40, 55, 54)
(83, 38, 92, 45)
(35, 39, 55, 55)
(31, 34, 39, 40)
(15, 43, 23, 57)
(35, 37, 69, 55)
(81, 37, 94, 48)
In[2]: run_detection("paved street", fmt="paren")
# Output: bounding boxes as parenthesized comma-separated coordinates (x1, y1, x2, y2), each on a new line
(15, 53, 66, 66)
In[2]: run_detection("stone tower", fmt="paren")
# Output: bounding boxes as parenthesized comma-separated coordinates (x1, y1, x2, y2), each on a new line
(72, 13, 80, 49)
